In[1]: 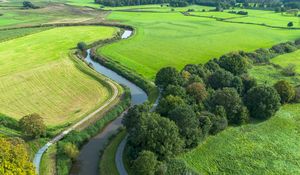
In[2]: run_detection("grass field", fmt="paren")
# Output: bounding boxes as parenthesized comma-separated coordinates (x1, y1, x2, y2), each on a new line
(99, 11, 300, 79)
(0, 27, 52, 42)
(0, 26, 119, 127)
(99, 130, 126, 175)
(40, 144, 57, 175)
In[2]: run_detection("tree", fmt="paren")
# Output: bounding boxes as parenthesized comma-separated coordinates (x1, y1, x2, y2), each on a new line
(128, 113, 184, 160)
(155, 67, 183, 89)
(207, 88, 249, 124)
(287, 21, 294, 27)
(240, 74, 257, 94)
(274, 80, 295, 104)
(63, 142, 79, 161)
(204, 59, 220, 72)
(218, 52, 248, 75)
(156, 95, 186, 116)
(123, 103, 151, 132)
(198, 113, 212, 137)
(133, 151, 158, 175)
(77, 42, 87, 51)
(23, 1, 37, 8)
(169, 105, 202, 148)
(19, 113, 46, 138)
(245, 85, 281, 120)
(165, 159, 196, 175)
(186, 82, 208, 103)
(183, 64, 210, 80)
(282, 64, 296, 76)
(163, 85, 187, 99)
(207, 69, 234, 90)
(0, 138, 35, 175)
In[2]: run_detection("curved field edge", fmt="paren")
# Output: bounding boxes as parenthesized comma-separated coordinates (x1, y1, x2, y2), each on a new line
(0, 26, 119, 127)
(99, 11, 300, 80)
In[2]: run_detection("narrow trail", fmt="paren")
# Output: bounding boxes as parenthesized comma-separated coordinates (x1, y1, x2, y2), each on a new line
(33, 72, 119, 175)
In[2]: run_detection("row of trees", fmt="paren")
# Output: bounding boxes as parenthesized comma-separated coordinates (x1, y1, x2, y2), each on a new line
(123, 40, 300, 174)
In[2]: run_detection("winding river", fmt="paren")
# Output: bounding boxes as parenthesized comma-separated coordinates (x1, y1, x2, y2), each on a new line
(71, 30, 148, 175)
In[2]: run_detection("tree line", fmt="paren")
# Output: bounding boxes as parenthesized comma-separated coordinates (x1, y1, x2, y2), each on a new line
(122, 38, 300, 175)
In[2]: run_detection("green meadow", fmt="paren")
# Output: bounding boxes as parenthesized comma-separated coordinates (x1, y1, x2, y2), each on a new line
(0, 26, 118, 126)
(99, 11, 300, 79)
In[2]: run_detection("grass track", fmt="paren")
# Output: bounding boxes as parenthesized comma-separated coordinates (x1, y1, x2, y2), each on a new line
(99, 11, 300, 79)
(0, 26, 119, 127)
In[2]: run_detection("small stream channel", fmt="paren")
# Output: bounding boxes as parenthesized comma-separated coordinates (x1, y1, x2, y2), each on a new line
(71, 30, 148, 175)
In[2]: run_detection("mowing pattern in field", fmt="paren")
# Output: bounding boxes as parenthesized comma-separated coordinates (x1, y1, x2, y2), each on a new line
(0, 26, 118, 126)
(99, 11, 300, 79)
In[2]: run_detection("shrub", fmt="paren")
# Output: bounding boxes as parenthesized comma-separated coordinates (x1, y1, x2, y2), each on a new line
(23, 1, 38, 9)
(165, 159, 198, 175)
(245, 85, 281, 120)
(186, 82, 208, 103)
(77, 42, 87, 51)
(183, 64, 210, 80)
(63, 142, 79, 161)
(200, 110, 227, 135)
(294, 86, 300, 102)
(237, 11, 248, 15)
(274, 80, 295, 104)
(207, 69, 234, 90)
(288, 21, 294, 27)
(218, 52, 248, 75)
(156, 95, 186, 117)
(19, 113, 46, 138)
(282, 64, 296, 76)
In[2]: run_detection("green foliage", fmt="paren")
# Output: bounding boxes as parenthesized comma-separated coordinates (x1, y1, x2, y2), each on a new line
(287, 21, 294, 27)
(207, 88, 249, 124)
(169, 105, 202, 148)
(218, 52, 248, 75)
(128, 113, 184, 160)
(133, 151, 158, 175)
(183, 64, 210, 81)
(19, 113, 46, 138)
(0, 138, 35, 175)
(245, 85, 281, 120)
(282, 64, 296, 76)
(240, 74, 257, 94)
(162, 85, 187, 99)
(63, 142, 79, 161)
(156, 95, 186, 116)
(274, 80, 295, 103)
(23, 1, 39, 9)
(155, 67, 183, 89)
(208, 69, 234, 89)
(77, 42, 88, 51)
(165, 159, 198, 175)
(123, 103, 151, 132)
(186, 82, 208, 103)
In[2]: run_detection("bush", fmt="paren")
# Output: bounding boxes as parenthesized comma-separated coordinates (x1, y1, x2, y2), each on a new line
(63, 142, 79, 161)
(288, 21, 294, 27)
(19, 113, 46, 138)
(237, 11, 248, 15)
(77, 42, 87, 51)
(165, 159, 198, 175)
(155, 67, 183, 89)
(245, 85, 281, 120)
(156, 95, 186, 117)
(207, 69, 234, 90)
(200, 110, 227, 135)
(218, 52, 248, 75)
(294, 86, 300, 102)
(186, 82, 208, 103)
(282, 64, 296, 76)
(23, 1, 39, 9)
(274, 80, 295, 104)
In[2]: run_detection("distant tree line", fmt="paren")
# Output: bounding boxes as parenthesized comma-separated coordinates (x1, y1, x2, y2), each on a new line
(123, 38, 300, 175)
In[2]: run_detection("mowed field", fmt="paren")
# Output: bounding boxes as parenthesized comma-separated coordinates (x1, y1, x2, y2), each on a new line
(99, 11, 300, 79)
(180, 49, 300, 174)
(0, 26, 118, 126)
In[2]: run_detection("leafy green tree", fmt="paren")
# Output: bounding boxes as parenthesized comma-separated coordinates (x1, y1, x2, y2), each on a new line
(133, 151, 158, 175)
(183, 64, 210, 80)
(198, 113, 212, 137)
(274, 80, 295, 104)
(231, 76, 244, 94)
(245, 85, 281, 120)
(128, 113, 184, 160)
(204, 59, 220, 72)
(19, 113, 46, 138)
(200, 108, 228, 135)
(240, 74, 257, 94)
(207, 69, 234, 90)
(63, 142, 79, 161)
(77, 42, 87, 51)
(287, 21, 294, 27)
(123, 103, 151, 132)
(0, 138, 35, 175)
(165, 159, 197, 175)
(155, 67, 183, 89)
(163, 85, 187, 99)
(207, 88, 249, 124)
(169, 105, 202, 148)
(186, 82, 208, 103)
(156, 95, 186, 116)
(218, 52, 248, 75)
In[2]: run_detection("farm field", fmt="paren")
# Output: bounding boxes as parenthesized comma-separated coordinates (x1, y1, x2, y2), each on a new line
(0, 26, 118, 127)
(99, 11, 300, 79)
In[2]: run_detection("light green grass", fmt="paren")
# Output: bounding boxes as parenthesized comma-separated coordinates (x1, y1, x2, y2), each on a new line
(0, 27, 52, 42)
(226, 9, 300, 28)
(190, 11, 243, 19)
(0, 26, 118, 127)
(180, 103, 300, 174)
(99, 130, 126, 175)
(99, 11, 300, 79)
(272, 49, 300, 73)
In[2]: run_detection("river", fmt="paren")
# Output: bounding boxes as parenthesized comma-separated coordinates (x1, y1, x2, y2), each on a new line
(71, 30, 148, 175)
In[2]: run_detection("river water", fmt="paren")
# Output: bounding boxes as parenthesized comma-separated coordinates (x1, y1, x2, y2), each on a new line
(71, 30, 148, 175)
